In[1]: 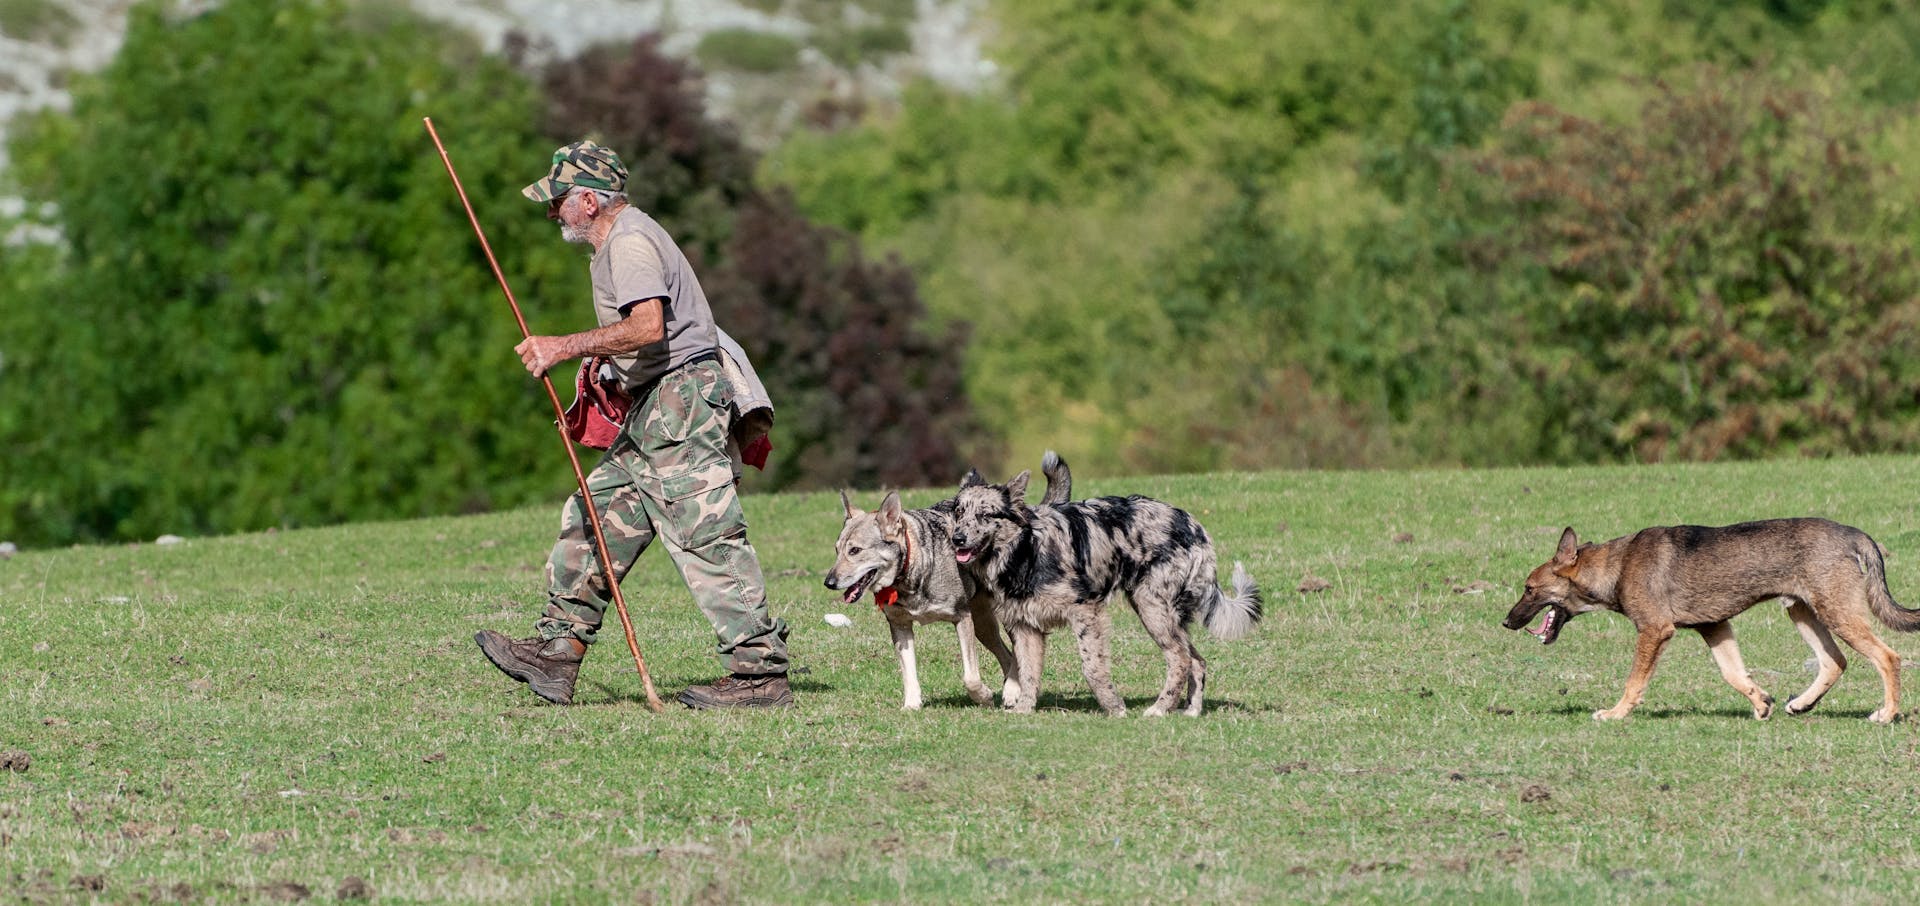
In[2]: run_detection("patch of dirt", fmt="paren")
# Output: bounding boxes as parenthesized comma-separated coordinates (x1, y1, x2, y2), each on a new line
(243, 829, 296, 855)
(1347, 860, 1401, 875)
(1520, 784, 1552, 803)
(385, 828, 449, 845)
(1391, 532, 1415, 544)
(70, 874, 105, 892)
(119, 822, 177, 840)
(1296, 573, 1331, 593)
(1451, 580, 1494, 594)
(1, 751, 29, 772)
(258, 880, 311, 901)
(336, 876, 374, 900)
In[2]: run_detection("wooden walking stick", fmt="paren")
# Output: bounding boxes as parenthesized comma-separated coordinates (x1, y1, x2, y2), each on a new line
(423, 117, 666, 712)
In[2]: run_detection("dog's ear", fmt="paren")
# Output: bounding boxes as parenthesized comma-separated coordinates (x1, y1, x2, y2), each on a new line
(840, 489, 860, 521)
(1554, 527, 1579, 566)
(1005, 469, 1031, 502)
(877, 491, 905, 535)
(960, 468, 987, 490)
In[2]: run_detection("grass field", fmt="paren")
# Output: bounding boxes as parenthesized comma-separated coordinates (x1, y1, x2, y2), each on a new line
(6, 456, 1920, 903)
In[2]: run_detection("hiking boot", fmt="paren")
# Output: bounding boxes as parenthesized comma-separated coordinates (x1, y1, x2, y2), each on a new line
(475, 631, 583, 705)
(676, 673, 794, 710)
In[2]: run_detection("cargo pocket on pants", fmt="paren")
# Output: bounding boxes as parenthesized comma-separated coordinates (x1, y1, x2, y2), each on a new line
(657, 458, 746, 550)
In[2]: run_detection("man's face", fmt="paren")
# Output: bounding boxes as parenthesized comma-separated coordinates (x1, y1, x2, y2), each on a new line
(549, 189, 592, 244)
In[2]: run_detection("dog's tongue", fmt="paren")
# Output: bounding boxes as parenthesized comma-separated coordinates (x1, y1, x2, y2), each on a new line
(955, 548, 975, 564)
(1526, 609, 1556, 638)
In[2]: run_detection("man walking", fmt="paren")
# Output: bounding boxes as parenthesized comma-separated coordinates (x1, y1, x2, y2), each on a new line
(475, 140, 791, 709)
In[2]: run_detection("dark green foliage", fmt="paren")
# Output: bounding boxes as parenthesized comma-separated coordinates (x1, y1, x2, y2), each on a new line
(1467, 68, 1920, 461)
(765, 0, 1920, 476)
(0, 0, 578, 546)
(533, 35, 979, 491)
(695, 28, 802, 74)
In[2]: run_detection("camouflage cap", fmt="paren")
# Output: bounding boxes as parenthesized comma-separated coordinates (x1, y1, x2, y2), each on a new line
(522, 140, 628, 203)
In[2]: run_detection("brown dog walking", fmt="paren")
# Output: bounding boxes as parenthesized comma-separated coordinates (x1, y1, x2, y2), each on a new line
(1503, 519, 1920, 723)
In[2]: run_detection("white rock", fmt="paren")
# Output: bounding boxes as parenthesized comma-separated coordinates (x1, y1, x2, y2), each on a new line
(154, 535, 184, 546)
(823, 613, 853, 628)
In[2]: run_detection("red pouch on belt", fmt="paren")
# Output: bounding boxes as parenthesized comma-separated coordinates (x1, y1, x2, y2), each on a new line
(561, 357, 632, 450)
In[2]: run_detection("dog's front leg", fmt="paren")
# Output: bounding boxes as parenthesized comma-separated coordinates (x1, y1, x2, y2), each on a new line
(954, 612, 994, 706)
(1596, 622, 1675, 720)
(1009, 626, 1046, 713)
(968, 597, 1021, 705)
(890, 621, 923, 710)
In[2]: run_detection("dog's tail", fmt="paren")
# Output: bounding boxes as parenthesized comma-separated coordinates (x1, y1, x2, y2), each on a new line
(1038, 450, 1074, 507)
(1862, 538, 1920, 632)
(1202, 561, 1264, 641)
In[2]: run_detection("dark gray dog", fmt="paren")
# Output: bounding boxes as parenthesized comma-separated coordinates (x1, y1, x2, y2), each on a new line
(825, 453, 1073, 709)
(949, 467, 1263, 717)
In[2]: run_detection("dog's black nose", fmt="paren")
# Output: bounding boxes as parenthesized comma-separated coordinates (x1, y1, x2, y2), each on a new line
(951, 533, 968, 548)
(822, 574, 837, 590)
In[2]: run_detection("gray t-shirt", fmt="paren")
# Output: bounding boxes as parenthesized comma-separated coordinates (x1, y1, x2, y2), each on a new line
(589, 206, 720, 392)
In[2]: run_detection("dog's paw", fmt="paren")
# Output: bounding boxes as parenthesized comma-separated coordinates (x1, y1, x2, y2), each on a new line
(1869, 707, 1901, 724)
(1752, 694, 1774, 721)
(1592, 708, 1631, 721)
(1784, 695, 1814, 715)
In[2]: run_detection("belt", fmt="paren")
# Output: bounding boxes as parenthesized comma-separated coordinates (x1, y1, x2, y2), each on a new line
(624, 349, 719, 399)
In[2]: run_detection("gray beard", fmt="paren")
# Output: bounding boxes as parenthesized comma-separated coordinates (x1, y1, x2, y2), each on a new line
(560, 223, 589, 244)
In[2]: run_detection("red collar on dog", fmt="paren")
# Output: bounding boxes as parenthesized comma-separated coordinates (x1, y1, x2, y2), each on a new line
(875, 527, 911, 608)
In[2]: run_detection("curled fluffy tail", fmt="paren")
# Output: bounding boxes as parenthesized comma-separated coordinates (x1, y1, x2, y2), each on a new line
(1203, 561, 1264, 641)
(1039, 450, 1074, 506)
(1863, 540, 1920, 632)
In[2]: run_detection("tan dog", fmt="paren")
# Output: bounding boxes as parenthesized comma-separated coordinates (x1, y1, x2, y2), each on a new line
(1503, 519, 1920, 723)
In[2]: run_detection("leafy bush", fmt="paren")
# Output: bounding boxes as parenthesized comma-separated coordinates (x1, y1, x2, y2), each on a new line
(815, 23, 911, 68)
(695, 28, 802, 74)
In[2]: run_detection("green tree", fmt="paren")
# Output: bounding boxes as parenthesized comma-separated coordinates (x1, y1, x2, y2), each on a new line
(1469, 67, 1920, 461)
(0, 0, 577, 546)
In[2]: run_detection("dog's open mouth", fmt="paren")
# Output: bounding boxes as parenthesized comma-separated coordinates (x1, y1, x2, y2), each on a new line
(841, 569, 875, 605)
(1525, 605, 1569, 645)
(954, 547, 977, 564)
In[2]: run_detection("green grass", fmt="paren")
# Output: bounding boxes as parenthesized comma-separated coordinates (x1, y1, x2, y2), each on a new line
(7, 456, 1920, 902)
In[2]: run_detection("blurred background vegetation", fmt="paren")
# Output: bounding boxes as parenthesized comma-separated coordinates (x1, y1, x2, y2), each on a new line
(4, 0, 1920, 547)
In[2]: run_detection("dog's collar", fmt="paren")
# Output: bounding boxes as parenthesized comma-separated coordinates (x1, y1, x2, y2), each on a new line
(875, 528, 912, 608)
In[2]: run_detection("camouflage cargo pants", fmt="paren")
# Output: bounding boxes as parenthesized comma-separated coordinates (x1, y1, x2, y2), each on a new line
(536, 360, 790, 676)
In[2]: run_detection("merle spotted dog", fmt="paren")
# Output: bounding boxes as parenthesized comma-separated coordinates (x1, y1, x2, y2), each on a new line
(948, 468, 1263, 716)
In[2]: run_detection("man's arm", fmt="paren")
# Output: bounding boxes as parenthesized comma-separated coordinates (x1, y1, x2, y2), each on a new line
(516, 298, 664, 375)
